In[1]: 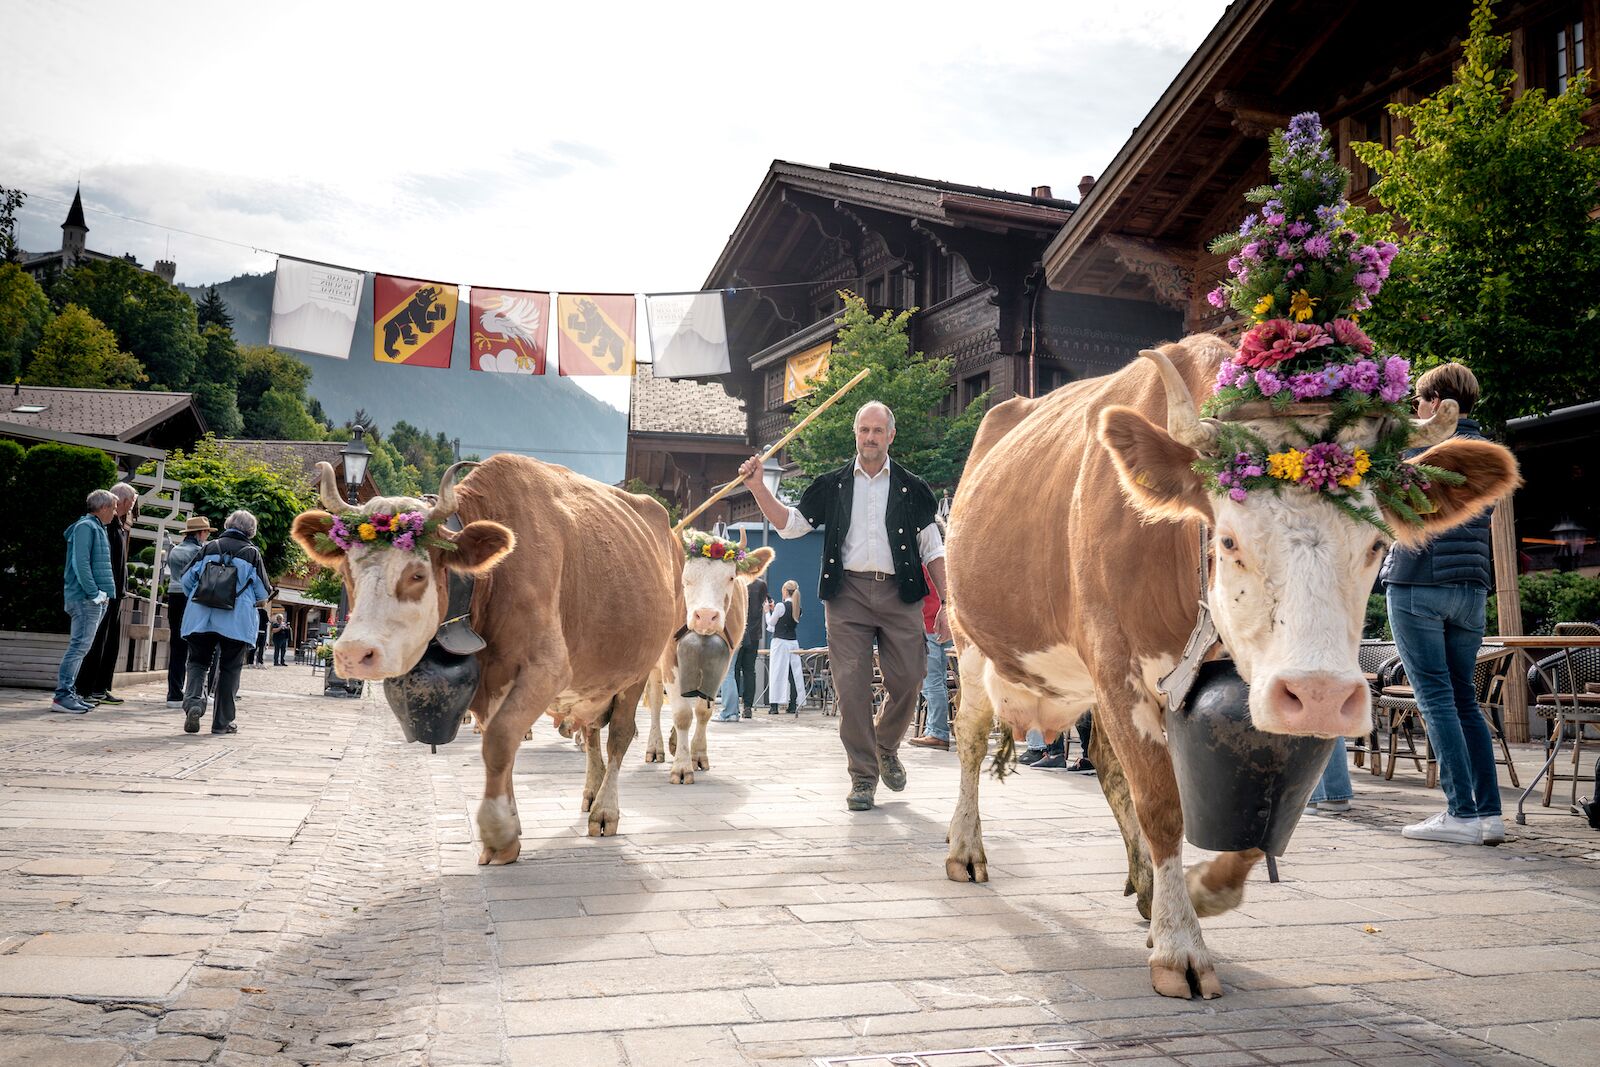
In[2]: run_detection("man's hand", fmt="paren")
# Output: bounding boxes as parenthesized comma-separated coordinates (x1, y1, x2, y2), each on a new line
(92, 591, 108, 606)
(738, 456, 765, 492)
(935, 605, 952, 644)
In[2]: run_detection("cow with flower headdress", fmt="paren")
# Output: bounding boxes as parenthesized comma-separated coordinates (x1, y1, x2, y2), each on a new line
(290, 453, 681, 859)
(941, 113, 1521, 1000)
(643, 529, 774, 783)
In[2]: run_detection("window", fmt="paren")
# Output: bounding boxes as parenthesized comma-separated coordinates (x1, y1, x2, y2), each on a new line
(929, 252, 952, 304)
(961, 372, 990, 409)
(1358, 108, 1386, 190)
(1038, 364, 1074, 395)
(1555, 17, 1586, 95)
(765, 368, 785, 411)
(866, 276, 885, 307)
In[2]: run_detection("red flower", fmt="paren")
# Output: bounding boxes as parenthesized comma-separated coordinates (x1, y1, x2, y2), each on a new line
(1328, 317, 1374, 354)
(1237, 318, 1335, 369)
(708, 541, 724, 556)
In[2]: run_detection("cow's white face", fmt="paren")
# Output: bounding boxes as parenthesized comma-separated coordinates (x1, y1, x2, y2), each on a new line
(681, 544, 774, 637)
(291, 502, 515, 681)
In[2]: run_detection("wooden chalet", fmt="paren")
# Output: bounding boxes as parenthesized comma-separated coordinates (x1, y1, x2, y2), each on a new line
(625, 365, 748, 530)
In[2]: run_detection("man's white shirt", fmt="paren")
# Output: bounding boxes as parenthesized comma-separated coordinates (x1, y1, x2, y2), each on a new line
(778, 457, 944, 569)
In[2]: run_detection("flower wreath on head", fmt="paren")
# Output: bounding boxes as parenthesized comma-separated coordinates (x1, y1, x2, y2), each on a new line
(1194, 111, 1463, 534)
(313, 510, 457, 556)
(683, 531, 748, 566)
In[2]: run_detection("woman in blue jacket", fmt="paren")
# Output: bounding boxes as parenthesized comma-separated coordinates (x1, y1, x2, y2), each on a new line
(179, 509, 271, 735)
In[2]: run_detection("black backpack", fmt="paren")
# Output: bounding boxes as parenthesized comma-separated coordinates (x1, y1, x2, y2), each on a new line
(191, 547, 244, 610)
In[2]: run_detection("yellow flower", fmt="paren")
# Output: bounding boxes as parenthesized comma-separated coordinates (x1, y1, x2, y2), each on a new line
(1267, 449, 1305, 482)
(1289, 289, 1318, 323)
(1340, 447, 1372, 488)
(357, 523, 377, 541)
(1339, 472, 1363, 488)
(1253, 293, 1275, 317)
(723, 548, 737, 562)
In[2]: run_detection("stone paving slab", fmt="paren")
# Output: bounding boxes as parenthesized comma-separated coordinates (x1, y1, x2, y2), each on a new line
(1, 666, 1598, 1065)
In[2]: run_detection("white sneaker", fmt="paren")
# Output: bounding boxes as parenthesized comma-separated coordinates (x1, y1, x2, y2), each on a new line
(1401, 811, 1482, 845)
(1317, 799, 1351, 814)
(1479, 815, 1506, 846)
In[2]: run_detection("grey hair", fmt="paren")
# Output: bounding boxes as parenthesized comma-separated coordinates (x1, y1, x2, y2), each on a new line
(86, 489, 117, 510)
(853, 400, 896, 433)
(109, 482, 137, 500)
(224, 509, 258, 538)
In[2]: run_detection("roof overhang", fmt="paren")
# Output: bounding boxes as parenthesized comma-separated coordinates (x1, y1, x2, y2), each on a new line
(0, 420, 166, 461)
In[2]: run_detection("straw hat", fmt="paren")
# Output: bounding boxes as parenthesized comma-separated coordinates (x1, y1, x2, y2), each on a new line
(183, 515, 214, 533)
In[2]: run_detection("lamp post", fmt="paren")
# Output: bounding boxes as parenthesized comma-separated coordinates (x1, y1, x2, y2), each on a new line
(325, 426, 372, 696)
(761, 455, 783, 548)
(1552, 517, 1588, 572)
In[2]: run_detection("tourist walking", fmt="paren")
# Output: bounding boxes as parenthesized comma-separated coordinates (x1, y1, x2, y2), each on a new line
(52, 489, 118, 714)
(270, 612, 291, 666)
(163, 515, 212, 708)
(765, 580, 806, 714)
(75, 481, 136, 705)
(740, 400, 949, 811)
(178, 510, 271, 735)
(1384, 364, 1504, 846)
(910, 564, 952, 749)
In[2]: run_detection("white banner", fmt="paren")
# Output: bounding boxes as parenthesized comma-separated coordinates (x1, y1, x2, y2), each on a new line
(645, 292, 730, 379)
(268, 256, 364, 359)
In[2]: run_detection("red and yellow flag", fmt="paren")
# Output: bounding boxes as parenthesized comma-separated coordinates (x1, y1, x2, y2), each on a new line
(470, 288, 549, 374)
(556, 293, 636, 376)
(373, 275, 459, 368)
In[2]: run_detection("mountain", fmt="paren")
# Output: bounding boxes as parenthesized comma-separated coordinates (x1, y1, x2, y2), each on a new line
(179, 273, 626, 483)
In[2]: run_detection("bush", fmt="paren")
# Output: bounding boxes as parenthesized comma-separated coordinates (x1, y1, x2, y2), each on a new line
(1, 442, 117, 630)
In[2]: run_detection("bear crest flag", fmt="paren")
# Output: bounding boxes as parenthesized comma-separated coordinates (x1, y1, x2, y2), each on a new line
(470, 288, 550, 374)
(556, 293, 636, 376)
(373, 275, 459, 368)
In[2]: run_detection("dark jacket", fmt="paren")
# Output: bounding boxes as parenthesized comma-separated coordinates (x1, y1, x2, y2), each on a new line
(165, 534, 205, 586)
(796, 458, 938, 604)
(740, 577, 768, 648)
(771, 599, 800, 641)
(105, 517, 129, 600)
(1380, 417, 1494, 589)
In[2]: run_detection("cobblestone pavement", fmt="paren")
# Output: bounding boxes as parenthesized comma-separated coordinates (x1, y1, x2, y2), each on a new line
(2, 666, 1598, 1066)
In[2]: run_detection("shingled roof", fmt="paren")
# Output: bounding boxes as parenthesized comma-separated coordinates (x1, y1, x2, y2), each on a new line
(630, 364, 746, 438)
(223, 439, 379, 502)
(4, 385, 204, 442)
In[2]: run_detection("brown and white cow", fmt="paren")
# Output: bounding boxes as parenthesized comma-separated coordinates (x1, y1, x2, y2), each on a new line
(644, 530, 774, 783)
(291, 454, 681, 861)
(944, 334, 1518, 999)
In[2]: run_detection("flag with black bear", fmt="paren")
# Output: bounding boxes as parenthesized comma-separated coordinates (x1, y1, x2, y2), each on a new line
(556, 293, 635, 376)
(373, 275, 459, 368)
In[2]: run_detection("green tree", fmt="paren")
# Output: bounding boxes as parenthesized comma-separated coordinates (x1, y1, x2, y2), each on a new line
(327, 420, 422, 498)
(237, 344, 321, 439)
(155, 437, 315, 578)
(195, 285, 233, 332)
(1353, 0, 1600, 430)
(0, 262, 52, 382)
(304, 566, 343, 605)
(785, 292, 986, 489)
(52, 258, 202, 389)
(192, 324, 243, 436)
(24, 304, 146, 388)
(0, 186, 22, 262)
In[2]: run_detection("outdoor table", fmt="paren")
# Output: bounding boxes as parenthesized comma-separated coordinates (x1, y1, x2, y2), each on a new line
(1480, 635, 1600, 824)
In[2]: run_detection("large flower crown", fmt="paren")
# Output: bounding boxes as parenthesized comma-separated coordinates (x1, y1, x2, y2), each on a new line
(314, 510, 456, 556)
(1195, 112, 1460, 532)
(684, 531, 748, 565)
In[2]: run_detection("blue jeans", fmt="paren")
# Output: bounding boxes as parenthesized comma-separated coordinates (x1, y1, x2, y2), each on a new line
(1387, 583, 1499, 818)
(714, 660, 740, 720)
(1309, 736, 1352, 803)
(55, 597, 107, 702)
(921, 634, 953, 740)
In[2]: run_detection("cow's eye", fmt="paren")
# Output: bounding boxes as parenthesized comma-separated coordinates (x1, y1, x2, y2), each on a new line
(1220, 536, 1237, 551)
(1371, 539, 1387, 555)
(410, 570, 427, 582)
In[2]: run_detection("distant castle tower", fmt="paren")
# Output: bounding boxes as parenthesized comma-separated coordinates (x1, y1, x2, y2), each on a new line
(60, 185, 88, 268)
(154, 259, 176, 284)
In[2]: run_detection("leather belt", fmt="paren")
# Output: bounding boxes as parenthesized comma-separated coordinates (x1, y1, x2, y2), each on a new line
(845, 569, 893, 582)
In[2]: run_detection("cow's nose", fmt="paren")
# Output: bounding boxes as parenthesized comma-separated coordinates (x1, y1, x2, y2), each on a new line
(691, 609, 722, 635)
(334, 640, 384, 679)
(1264, 672, 1370, 737)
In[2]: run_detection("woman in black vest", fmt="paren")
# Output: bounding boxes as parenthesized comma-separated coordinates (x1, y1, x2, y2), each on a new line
(766, 580, 805, 714)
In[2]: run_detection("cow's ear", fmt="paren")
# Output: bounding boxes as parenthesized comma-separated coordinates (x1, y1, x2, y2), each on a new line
(291, 511, 344, 566)
(1097, 406, 1212, 523)
(442, 520, 516, 574)
(1386, 438, 1521, 548)
(738, 546, 775, 577)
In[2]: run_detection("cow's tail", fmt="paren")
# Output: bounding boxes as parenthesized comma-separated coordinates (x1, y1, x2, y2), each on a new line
(987, 728, 1017, 780)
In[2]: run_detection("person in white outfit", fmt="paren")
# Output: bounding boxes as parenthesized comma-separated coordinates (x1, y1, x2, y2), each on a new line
(765, 580, 806, 715)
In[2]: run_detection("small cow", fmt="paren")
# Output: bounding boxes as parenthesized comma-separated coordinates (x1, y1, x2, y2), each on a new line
(944, 335, 1519, 999)
(645, 530, 774, 783)
(291, 454, 681, 861)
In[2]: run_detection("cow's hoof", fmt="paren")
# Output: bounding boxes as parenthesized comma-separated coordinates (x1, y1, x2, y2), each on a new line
(580, 791, 595, 813)
(693, 754, 709, 771)
(669, 764, 694, 785)
(588, 808, 619, 836)
(644, 747, 664, 763)
(1150, 961, 1222, 1000)
(477, 839, 521, 865)
(946, 854, 987, 883)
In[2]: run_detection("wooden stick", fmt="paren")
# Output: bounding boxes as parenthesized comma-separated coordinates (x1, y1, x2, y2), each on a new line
(673, 366, 872, 534)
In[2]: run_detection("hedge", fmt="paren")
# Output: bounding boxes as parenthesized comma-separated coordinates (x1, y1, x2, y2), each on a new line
(0, 441, 118, 631)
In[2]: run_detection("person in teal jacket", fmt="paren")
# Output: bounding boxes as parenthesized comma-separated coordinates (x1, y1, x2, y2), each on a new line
(178, 509, 271, 735)
(53, 490, 119, 713)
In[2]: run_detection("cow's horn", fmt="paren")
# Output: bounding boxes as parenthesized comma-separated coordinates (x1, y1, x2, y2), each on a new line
(1140, 349, 1220, 453)
(314, 461, 346, 512)
(428, 461, 479, 522)
(1407, 398, 1459, 449)
(736, 528, 747, 550)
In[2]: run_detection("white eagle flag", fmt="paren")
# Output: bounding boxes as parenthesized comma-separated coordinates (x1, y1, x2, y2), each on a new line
(645, 292, 730, 379)
(268, 256, 364, 359)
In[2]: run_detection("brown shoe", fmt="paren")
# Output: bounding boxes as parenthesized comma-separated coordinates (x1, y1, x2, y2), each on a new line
(909, 735, 949, 750)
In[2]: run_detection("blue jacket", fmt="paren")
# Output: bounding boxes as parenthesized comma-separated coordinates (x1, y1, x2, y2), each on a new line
(1380, 418, 1494, 589)
(179, 529, 272, 644)
(63, 514, 116, 602)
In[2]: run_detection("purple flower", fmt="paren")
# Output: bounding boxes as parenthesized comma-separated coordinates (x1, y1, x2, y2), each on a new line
(1229, 487, 1248, 503)
(1207, 286, 1228, 309)
(1266, 213, 1286, 227)
(1227, 256, 1242, 274)
(1287, 112, 1323, 144)
(1378, 355, 1411, 403)
(1289, 370, 1333, 400)
(1354, 271, 1381, 294)
(1342, 359, 1381, 393)
(1300, 441, 1357, 491)
(1276, 240, 1293, 258)
(1351, 292, 1373, 312)
(1303, 233, 1331, 258)
(1239, 213, 1258, 236)
(1241, 241, 1262, 261)
(394, 532, 416, 552)
(1254, 369, 1286, 397)
(1287, 221, 1311, 238)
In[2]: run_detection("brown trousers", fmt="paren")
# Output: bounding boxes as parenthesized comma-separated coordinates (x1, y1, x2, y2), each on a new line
(824, 573, 927, 780)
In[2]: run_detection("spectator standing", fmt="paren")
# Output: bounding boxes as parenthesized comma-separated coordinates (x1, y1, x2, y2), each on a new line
(251, 606, 269, 667)
(163, 516, 212, 708)
(733, 568, 768, 718)
(270, 612, 291, 666)
(765, 580, 806, 715)
(910, 564, 952, 749)
(51, 490, 118, 714)
(1384, 364, 1504, 846)
(1306, 737, 1353, 815)
(75, 481, 136, 704)
(179, 510, 271, 735)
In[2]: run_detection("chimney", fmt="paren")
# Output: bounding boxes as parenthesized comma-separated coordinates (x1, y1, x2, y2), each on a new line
(1078, 175, 1097, 200)
(154, 259, 176, 285)
(1031, 185, 1053, 200)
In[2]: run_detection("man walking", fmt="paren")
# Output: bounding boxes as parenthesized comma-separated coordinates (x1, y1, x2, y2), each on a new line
(76, 482, 136, 705)
(53, 490, 118, 714)
(740, 401, 949, 811)
(163, 515, 212, 708)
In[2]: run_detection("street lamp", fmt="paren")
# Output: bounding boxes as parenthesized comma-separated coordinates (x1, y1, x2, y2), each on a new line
(1552, 517, 1589, 571)
(326, 425, 372, 697)
(761, 455, 784, 548)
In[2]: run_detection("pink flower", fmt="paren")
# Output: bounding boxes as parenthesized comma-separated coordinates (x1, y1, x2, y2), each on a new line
(1287, 221, 1311, 238)
(1276, 241, 1294, 258)
(1328, 318, 1374, 354)
(1254, 368, 1286, 396)
(1207, 286, 1228, 309)
(1303, 233, 1331, 258)
(1237, 319, 1335, 369)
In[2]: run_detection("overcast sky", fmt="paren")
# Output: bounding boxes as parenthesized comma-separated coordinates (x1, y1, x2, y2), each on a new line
(3, 0, 1230, 409)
